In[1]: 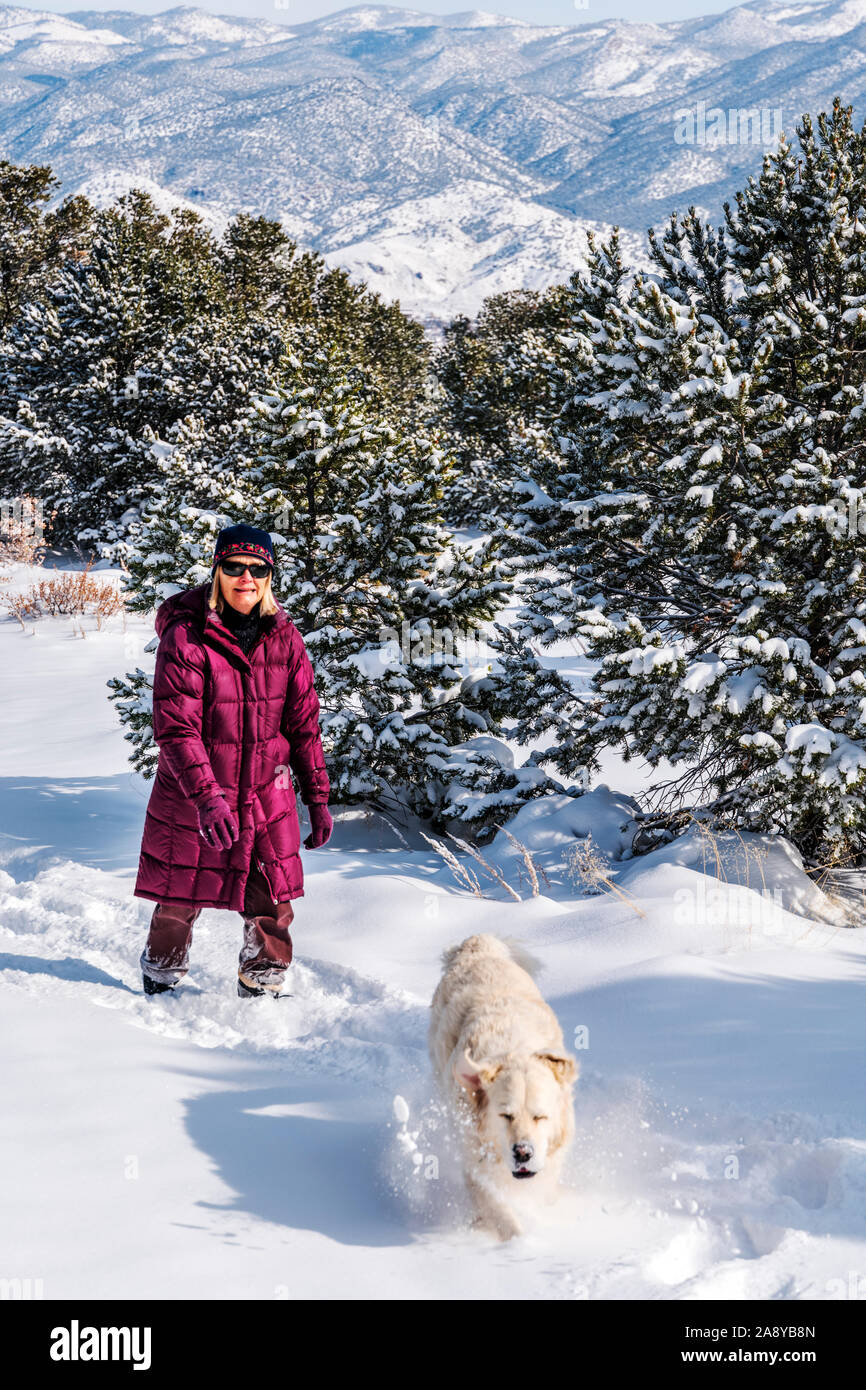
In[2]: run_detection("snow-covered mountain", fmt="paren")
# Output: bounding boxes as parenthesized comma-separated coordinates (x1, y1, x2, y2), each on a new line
(2, 1, 866, 321)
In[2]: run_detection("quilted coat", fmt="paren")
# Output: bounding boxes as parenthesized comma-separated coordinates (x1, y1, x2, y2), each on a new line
(133, 581, 330, 910)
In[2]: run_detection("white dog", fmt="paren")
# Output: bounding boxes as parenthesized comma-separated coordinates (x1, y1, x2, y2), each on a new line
(428, 933, 578, 1241)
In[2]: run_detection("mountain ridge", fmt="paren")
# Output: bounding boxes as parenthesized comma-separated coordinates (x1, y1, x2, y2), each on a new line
(0, 1, 864, 323)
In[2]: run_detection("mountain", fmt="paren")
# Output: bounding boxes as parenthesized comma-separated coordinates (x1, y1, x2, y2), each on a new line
(0, 1, 865, 324)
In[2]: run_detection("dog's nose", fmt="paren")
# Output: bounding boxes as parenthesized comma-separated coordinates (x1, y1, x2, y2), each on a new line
(513, 1142, 534, 1164)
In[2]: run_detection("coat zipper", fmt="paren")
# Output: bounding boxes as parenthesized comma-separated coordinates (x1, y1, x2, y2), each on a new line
(256, 856, 278, 906)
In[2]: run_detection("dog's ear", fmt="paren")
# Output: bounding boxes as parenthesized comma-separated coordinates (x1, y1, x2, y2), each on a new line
(454, 1048, 500, 1092)
(536, 1051, 578, 1085)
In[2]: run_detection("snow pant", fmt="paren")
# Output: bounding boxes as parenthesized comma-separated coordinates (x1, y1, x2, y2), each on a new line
(140, 860, 294, 990)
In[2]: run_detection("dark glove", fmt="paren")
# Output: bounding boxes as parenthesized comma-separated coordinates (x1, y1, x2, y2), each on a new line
(304, 802, 333, 849)
(196, 793, 239, 851)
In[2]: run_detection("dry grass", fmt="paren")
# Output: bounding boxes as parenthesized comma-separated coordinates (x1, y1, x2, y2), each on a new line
(692, 818, 770, 891)
(421, 803, 849, 936)
(492, 823, 551, 897)
(420, 831, 486, 897)
(801, 857, 866, 930)
(420, 828, 545, 901)
(665, 814, 846, 939)
(565, 832, 646, 918)
(3, 561, 126, 629)
(420, 819, 606, 906)
(0, 496, 54, 566)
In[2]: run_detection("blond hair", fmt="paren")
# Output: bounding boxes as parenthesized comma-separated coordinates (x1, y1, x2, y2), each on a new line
(208, 566, 279, 617)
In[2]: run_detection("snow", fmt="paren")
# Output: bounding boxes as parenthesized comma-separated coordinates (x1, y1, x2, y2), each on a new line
(775, 0, 866, 40)
(682, 657, 723, 694)
(1, 0, 863, 323)
(786, 722, 835, 757)
(320, 182, 648, 325)
(2, 556, 866, 1298)
(299, 6, 528, 32)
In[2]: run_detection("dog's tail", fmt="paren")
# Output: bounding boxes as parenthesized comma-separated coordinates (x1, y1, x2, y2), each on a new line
(500, 936, 545, 978)
(439, 933, 544, 978)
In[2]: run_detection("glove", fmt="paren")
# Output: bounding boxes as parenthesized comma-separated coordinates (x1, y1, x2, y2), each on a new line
(196, 793, 239, 851)
(304, 802, 333, 849)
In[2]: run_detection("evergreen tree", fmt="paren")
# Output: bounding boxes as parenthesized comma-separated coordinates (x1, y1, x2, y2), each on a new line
(518, 102, 866, 865)
(433, 285, 581, 527)
(111, 335, 571, 837)
(0, 176, 432, 557)
(0, 160, 92, 332)
(510, 230, 633, 644)
(218, 214, 432, 421)
(0, 192, 233, 551)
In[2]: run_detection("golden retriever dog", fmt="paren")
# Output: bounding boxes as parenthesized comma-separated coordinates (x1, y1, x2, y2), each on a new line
(428, 933, 578, 1241)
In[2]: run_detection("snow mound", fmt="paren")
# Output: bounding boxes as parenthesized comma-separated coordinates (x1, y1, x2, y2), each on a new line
(620, 826, 848, 927)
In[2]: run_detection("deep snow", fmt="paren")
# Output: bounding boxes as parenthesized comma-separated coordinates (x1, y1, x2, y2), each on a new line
(2, 558, 866, 1300)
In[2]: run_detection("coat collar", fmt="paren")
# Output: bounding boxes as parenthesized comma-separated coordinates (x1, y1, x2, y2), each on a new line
(194, 581, 288, 671)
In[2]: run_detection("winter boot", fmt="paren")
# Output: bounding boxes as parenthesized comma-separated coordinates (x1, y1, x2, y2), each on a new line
(143, 972, 176, 997)
(237, 971, 286, 999)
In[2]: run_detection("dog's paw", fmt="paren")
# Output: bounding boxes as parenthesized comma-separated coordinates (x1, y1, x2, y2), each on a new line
(471, 1211, 523, 1241)
(496, 1215, 524, 1242)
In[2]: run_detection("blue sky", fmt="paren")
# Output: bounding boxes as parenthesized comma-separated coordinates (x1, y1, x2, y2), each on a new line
(39, 0, 791, 30)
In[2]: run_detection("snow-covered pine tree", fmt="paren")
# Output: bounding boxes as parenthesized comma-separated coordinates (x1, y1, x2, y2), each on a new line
(106, 416, 264, 782)
(114, 317, 288, 582)
(0, 159, 92, 333)
(519, 102, 866, 866)
(433, 287, 577, 529)
(218, 213, 432, 422)
(111, 333, 572, 837)
(0, 192, 226, 552)
(246, 339, 571, 831)
(510, 230, 633, 648)
(106, 322, 288, 774)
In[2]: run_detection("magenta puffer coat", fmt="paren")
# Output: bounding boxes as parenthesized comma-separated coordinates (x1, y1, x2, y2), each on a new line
(133, 581, 330, 910)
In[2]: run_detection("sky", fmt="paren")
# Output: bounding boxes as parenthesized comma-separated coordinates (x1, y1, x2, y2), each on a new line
(34, 0, 792, 31)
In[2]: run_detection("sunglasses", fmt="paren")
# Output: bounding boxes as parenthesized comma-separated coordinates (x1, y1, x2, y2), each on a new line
(220, 559, 272, 579)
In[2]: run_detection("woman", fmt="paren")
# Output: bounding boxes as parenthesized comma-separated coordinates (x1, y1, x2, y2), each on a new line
(133, 523, 333, 999)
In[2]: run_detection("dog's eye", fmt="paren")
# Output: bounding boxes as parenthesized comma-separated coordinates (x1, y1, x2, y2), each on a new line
(533, 1116, 548, 1122)
(499, 1113, 514, 1121)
